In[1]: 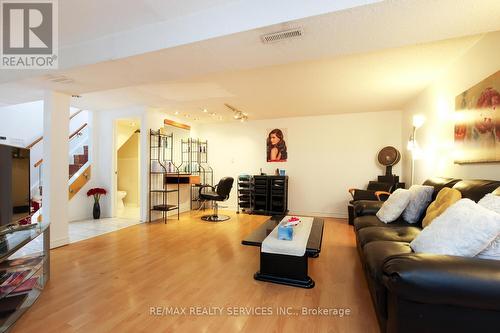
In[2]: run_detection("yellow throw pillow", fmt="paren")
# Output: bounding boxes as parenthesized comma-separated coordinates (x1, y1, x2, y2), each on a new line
(422, 187, 462, 228)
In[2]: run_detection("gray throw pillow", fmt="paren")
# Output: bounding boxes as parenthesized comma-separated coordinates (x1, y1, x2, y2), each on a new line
(403, 185, 434, 224)
(376, 189, 411, 223)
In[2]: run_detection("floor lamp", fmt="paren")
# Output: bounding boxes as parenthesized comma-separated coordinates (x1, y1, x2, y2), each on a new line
(407, 115, 425, 186)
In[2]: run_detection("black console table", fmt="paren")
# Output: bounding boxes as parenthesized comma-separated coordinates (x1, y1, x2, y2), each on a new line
(238, 175, 288, 215)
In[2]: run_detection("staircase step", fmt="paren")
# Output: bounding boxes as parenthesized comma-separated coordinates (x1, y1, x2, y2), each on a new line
(83, 145, 88, 155)
(73, 154, 88, 165)
(69, 164, 83, 178)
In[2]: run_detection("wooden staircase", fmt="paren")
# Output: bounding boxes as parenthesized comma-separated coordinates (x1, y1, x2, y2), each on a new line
(69, 145, 89, 179)
(29, 120, 91, 200)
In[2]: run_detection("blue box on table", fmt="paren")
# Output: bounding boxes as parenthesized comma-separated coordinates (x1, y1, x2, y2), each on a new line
(277, 222, 294, 241)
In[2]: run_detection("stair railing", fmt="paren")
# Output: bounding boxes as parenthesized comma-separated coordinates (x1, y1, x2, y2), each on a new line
(31, 122, 90, 199)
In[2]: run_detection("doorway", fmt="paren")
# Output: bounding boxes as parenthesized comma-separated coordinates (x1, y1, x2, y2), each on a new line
(115, 119, 141, 219)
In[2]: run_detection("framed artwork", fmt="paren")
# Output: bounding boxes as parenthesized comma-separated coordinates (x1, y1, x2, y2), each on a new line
(454, 70, 500, 164)
(266, 128, 287, 162)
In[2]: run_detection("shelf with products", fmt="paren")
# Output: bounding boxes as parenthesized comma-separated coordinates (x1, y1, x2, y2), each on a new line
(149, 129, 180, 223)
(179, 138, 214, 210)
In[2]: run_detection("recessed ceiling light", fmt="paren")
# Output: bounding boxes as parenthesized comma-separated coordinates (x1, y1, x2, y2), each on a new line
(202, 109, 208, 113)
(210, 112, 216, 116)
(174, 111, 179, 115)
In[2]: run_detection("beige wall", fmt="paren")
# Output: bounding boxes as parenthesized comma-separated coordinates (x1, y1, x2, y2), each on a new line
(118, 132, 140, 206)
(402, 31, 500, 184)
(195, 110, 403, 218)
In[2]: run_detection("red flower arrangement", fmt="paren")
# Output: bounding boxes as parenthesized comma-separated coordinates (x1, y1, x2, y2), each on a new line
(87, 188, 107, 203)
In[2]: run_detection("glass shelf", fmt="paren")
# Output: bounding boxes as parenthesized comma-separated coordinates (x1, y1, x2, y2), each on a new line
(0, 221, 49, 264)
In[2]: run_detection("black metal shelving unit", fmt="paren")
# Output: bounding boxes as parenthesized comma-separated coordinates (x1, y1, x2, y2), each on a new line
(237, 174, 253, 214)
(149, 129, 180, 223)
(179, 138, 213, 210)
(238, 175, 288, 215)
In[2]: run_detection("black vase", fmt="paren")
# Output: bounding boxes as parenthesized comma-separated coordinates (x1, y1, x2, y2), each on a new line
(93, 201, 101, 219)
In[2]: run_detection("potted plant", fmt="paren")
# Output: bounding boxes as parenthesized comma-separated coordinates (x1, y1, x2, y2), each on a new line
(87, 188, 107, 219)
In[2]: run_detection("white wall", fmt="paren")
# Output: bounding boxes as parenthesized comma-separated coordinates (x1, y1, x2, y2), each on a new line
(68, 111, 96, 222)
(401, 31, 500, 185)
(0, 101, 83, 146)
(117, 133, 140, 206)
(0, 101, 44, 146)
(195, 110, 402, 218)
(90, 106, 192, 222)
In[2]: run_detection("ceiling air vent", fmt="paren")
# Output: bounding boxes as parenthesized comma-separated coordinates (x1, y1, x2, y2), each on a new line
(44, 74, 74, 84)
(261, 28, 303, 44)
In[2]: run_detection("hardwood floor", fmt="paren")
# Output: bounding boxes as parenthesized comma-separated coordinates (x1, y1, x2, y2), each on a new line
(12, 211, 378, 333)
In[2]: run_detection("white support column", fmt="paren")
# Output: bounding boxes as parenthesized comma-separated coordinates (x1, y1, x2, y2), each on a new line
(42, 91, 70, 248)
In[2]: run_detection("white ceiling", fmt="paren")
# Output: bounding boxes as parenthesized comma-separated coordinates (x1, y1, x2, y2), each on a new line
(69, 35, 483, 121)
(0, 0, 377, 84)
(1, 0, 500, 122)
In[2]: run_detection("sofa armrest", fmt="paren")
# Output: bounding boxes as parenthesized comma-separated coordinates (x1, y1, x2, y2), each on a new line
(374, 191, 391, 201)
(353, 200, 383, 216)
(383, 254, 500, 311)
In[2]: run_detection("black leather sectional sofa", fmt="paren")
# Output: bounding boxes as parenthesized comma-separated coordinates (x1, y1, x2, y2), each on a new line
(352, 178, 500, 333)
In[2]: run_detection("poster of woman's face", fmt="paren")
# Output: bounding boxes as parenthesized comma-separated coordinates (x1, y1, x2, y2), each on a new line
(267, 128, 287, 162)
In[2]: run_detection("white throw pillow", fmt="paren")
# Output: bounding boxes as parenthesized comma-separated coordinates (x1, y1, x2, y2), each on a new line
(402, 185, 434, 224)
(477, 193, 500, 260)
(376, 189, 411, 223)
(478, 193, 500, 214)
(410, 199, 500, 257)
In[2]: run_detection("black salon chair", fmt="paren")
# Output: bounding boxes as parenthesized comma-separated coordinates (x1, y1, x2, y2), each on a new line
(199, 177, 234, 222)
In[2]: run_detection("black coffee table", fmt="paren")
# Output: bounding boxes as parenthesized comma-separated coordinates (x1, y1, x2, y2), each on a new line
(241, 216, 324, 288)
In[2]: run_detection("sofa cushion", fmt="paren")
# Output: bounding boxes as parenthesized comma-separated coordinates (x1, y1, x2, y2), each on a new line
(376, 189, 411, 223)
(402, 185, 434, 224)
(411, 199, 500, 257)
(358, 226, 421, 248)
(363, 241, 413, 319)
(452, 180, 500, 202)
(422, 187, 462, 228)
(365, 241, 414, 282)
(353, 215, 409, 231)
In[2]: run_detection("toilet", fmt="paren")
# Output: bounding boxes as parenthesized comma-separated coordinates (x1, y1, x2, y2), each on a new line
(117, 190, 127, 210)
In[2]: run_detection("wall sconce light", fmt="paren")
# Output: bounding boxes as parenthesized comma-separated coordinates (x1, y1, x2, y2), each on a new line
(224, 103, 248, 122)
(407, 114, 425, 185)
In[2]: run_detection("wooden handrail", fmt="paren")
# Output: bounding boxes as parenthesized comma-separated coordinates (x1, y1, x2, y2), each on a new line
(26, 109, 85, 149)
(69, 123, 88, 140)
(33, 123, 88, 168)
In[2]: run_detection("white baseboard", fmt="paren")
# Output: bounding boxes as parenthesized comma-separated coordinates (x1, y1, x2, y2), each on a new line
(50, 237, 69, 249)
(288, 210, 348, 219)
(223, 206, 348, 219)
